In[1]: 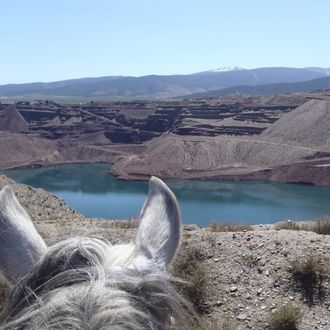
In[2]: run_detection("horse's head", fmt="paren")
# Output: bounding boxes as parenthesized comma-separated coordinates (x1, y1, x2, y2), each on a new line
(0, 177, 190, 329)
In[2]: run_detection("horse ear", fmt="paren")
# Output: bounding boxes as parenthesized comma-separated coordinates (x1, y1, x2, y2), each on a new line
(0, 186, 47, 283)
(135, 177, 181, 270)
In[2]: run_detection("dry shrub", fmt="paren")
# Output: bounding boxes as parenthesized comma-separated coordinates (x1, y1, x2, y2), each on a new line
(288, 254, 329, 305)
(275, 221, 302, 231)
(243, 253, 259, 268)
(217, 316, 238, 330)
(311, 217, 330, 235)
(0, 280, 9, 312)
(289, 255, 323, 284)
(111, 219, 139, 229)
(53, 217, 86, 241)
(268, 305, 302, 330)
(171, 240, 208, 314)
(209, 221, 253, 232)
(190, 317, 236, 330)
(276, 218, 330, 235)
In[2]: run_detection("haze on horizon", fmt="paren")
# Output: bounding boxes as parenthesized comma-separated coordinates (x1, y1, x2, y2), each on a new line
(1, 0, 329, 85)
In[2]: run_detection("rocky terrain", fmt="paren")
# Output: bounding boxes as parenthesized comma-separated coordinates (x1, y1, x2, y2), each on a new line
(0, 91, 330, 185)
(0, 175, 329, 329)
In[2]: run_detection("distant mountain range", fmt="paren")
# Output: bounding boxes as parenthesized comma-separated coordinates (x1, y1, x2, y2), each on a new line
(0, 67, 329, 100)
(180, 76, 330, 99)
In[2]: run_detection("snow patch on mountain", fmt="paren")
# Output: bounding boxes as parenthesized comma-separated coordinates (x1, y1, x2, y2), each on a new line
(210, 66, 245, 72)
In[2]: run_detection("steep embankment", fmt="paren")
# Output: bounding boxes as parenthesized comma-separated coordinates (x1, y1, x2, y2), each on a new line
(112, 99, 330, 184)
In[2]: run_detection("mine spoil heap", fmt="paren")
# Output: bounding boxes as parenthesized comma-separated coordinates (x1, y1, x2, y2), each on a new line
(0, 91, 330, 185)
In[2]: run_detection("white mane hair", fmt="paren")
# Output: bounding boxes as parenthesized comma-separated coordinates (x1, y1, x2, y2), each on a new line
(0, 177, 193, 329)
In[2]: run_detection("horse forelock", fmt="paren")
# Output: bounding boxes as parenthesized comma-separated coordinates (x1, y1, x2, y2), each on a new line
(0, 236, 191, 329)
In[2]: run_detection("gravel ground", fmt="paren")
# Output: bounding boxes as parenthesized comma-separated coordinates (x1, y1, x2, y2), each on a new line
(0, 175, 329, 329)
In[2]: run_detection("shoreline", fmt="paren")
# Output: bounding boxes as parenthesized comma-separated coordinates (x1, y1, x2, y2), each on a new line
(2, 157, 330, 187)
(112, 157, 330, 187)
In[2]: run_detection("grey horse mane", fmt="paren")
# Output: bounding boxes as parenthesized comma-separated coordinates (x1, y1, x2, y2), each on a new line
(0, 177, 194, 329)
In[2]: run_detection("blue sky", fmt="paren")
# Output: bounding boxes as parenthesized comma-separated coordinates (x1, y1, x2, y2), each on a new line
(1, 0, 329, 84)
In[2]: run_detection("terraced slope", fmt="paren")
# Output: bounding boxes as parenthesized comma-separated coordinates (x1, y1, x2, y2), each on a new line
(112, 98, 330, 184)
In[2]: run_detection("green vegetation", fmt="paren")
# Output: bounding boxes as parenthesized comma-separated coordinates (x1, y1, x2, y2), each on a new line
(268, 305, 302, 330)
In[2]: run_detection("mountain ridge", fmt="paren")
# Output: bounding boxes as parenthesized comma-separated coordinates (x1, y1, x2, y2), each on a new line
(179, 76, 330, 99)
(1, 67, 330, 100)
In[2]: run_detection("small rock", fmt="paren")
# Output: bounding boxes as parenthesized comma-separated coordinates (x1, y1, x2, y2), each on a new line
(237, 313, 248, 321)
(230, 286, 238, 292)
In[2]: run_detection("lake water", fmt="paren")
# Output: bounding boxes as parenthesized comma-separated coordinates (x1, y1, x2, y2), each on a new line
(3, 163, 330, 226)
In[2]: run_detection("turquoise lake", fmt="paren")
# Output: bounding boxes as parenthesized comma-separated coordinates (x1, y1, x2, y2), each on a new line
(3, 163, 330, 225)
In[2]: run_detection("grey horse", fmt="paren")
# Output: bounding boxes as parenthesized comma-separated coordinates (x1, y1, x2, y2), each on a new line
(0, 177, 192, 329)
